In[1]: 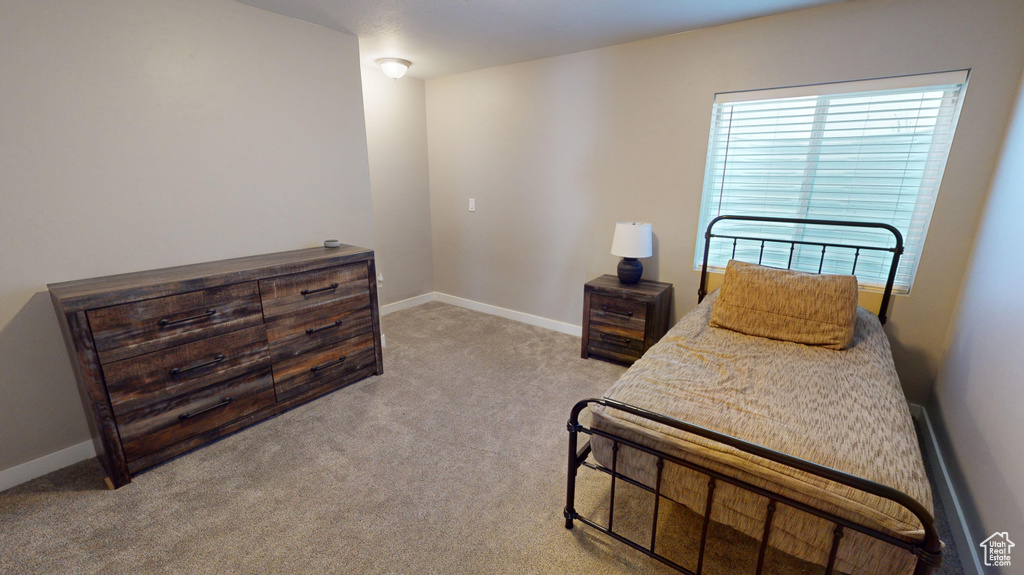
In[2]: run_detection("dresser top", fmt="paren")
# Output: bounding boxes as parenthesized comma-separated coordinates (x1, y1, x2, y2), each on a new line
(49, 244, 373, 312)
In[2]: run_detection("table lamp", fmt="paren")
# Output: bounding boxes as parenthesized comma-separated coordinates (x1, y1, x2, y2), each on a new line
(611, 222, 652, 284)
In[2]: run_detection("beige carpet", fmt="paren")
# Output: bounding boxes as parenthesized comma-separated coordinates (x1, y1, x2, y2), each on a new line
(0, 302, 961, 574)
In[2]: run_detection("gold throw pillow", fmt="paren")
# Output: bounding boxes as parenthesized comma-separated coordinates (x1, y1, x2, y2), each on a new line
(709, 260, 859, 350)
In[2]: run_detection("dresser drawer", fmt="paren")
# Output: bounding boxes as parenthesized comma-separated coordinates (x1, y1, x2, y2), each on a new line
(266, 304, 373, 363)
(118, 367, 276, 462)
(259, 263, 370, 322)
(104, 325, 270, 417)
(272, 332, 377, 401)
(88, 282, 263, 364)
(589, 294, 647, 332)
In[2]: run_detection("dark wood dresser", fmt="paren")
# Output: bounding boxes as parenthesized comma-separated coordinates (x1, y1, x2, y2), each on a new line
(581, 275, 672, 365)
(48, 245, 382, 488)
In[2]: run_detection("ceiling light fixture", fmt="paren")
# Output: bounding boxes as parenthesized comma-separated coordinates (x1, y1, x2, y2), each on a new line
(376, 58, 412, 79)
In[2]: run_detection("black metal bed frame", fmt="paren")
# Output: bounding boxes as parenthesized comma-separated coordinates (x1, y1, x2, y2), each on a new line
(564, 216, 941, 574)
(698, 215, 904, 324)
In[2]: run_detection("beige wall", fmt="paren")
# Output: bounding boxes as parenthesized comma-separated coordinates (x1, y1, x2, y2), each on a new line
(362, 61, 434, 305)
(934, 69, 1024, 554)
(425, 0, 1024, 402)
(0, 0, 373, 471)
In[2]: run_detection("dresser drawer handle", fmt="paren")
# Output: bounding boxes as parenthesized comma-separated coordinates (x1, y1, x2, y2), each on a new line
(306, 320, 343, 335)
(178, 396, 232, 420)
(300, 283, 339, 296)
(158, 309, 216, 327)
(310, 355, 347, 373)
(169, 354, 226, 376)
(601, 306, 633, 318)
(601, 333, 632, 345)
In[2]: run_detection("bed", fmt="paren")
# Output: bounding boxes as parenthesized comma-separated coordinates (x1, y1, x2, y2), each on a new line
(564, 216, 942, 575)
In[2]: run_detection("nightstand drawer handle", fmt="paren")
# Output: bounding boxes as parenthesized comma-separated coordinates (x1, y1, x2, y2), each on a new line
(158, 309, 216, 327)
(300, 283, 339, 296)
(178, 397, 232, 420)
(306, 320, 343, 335)
(169, 354, 226, 376)
(601, 333, 632, 345)
(601, 306, 633, 318)
(311, 355, 347, 373)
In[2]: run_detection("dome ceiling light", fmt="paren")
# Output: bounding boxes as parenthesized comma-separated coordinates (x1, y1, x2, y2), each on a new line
(376, 58, 412, 79)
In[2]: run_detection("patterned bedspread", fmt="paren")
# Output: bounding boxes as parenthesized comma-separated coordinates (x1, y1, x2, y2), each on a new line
(591, 291, 933, 575)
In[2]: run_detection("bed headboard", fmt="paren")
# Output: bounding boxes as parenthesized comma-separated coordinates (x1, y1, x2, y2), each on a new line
(697, 215, 904, 324)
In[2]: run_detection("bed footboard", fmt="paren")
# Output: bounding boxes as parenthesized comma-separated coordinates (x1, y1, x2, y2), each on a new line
(564, 398, 942, 575)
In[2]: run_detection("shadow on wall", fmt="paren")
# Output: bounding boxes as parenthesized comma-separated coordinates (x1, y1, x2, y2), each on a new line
(644, 233, 661, 282)
(0, 291, 90, 471)
(884, 317, 936, 404)
(929, 389, 1024, 550)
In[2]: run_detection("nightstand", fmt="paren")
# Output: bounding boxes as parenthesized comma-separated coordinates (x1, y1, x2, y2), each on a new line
(582, 275, 673, 365)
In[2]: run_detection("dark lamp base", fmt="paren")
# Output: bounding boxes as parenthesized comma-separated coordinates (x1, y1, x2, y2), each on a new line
(617, 257, 643, 284)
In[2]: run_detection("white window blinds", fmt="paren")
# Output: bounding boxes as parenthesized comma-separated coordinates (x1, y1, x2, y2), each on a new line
(694, 71, 968, 292)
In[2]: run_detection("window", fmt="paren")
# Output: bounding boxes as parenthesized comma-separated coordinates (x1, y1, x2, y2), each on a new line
(694, 71, 968, 292)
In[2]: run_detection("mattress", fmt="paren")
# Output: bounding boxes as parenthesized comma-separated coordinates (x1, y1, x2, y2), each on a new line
(591, 291, 933, 575)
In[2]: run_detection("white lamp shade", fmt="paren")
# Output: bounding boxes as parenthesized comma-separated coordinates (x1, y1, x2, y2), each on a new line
(377, 58, 411, 79)
(611, 222, 652, 258)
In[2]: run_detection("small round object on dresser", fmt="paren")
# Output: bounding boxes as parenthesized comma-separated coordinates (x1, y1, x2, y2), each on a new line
(323, 239, 341, 248)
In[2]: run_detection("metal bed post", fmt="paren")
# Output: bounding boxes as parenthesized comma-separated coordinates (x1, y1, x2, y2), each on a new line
(565, 400, 595, 530)
(565, 416, 580, 529)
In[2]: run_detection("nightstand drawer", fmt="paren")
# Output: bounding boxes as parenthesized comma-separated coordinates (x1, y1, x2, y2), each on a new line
(88, 282, 264, 364)
(589, 294, 647, 332)
(587, 333, 643, 364)
(259, 263, 370, 322)
(588, 325, 644, 355)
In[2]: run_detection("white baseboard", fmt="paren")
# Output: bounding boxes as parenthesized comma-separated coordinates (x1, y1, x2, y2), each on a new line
(909, 403, 984, 575)
(433, 292, 582, 337)
(380, 292, 436, 316)
(0, 440, 96, 493)
(379, 291, 583, 337)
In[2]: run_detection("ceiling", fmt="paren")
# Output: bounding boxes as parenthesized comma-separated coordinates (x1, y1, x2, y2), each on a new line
(239, 0, 845, 79)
